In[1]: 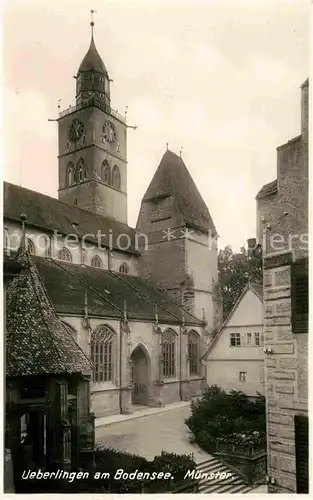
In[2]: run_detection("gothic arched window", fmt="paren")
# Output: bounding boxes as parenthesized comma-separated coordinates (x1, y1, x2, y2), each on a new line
(162, 329, 176, 378)
(91, 255, 103, 268)
(91, 325, 116, 383)
(67, 162, 74, 187)
(188, 331, 200, 376)
(26, 238, 36, 255)
(101, 160, 111, 185)
(76, 158, 85, 183)
(58, 247, 72, 262)
(119, 262, 129, 274)
(112, 165, 121, 190)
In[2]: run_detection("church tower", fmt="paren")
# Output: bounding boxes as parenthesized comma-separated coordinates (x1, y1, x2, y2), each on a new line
(137, 150, 221, 331)
(58, 17, 127, 223)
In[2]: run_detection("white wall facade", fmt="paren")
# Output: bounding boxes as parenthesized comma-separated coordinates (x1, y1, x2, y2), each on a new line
(206, 288, 265, 396)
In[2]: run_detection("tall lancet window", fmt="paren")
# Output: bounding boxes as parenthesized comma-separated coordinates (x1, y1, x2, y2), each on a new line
(188, 331, 200, 376)
(91, 325, 116, 383)
(162, 329, 176, 378)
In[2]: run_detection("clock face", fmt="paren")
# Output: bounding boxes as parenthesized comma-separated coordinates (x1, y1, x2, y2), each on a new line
(69, 119, 85, 142)
(103, 120, 116, 144)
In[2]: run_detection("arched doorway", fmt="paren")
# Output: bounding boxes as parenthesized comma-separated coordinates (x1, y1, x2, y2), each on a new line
(130, 345, 150, 406)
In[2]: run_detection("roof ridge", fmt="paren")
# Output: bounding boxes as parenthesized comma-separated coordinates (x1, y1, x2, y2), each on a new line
(4, 181, 135, 232)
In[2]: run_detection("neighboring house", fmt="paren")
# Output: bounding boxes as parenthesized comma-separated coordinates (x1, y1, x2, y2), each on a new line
(255, 79, 309, 494)
(204, 283, 264, 397)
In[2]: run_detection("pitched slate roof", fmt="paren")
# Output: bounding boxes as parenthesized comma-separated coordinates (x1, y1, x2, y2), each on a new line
(142, 150, 217, 234)
(203, 282, 263, 359)
(6, 248, 92, 378)
(4, 182, 139, 255)
(78, 35, 108, 76)
(29, 256, 201, 326)
(256, 179, 278, 199)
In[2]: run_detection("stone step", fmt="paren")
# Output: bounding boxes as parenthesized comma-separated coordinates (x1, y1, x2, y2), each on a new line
(195, 455, 252, 494)
(196, 456, 219, 468)
(199, 479, 242, 492)
(200, 482, 253, 494)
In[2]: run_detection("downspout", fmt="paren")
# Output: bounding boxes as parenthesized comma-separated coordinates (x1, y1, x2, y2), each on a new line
(119, 321, 122, 414)
(179, 311, 185, 401)
(119, 300, 128, 414)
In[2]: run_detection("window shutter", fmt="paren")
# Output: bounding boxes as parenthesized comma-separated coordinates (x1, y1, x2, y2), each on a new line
(291, 258, 308, 333)
(294, 415, 309, 493)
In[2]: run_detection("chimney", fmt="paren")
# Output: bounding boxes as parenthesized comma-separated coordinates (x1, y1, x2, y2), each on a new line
(301, 78, 309, 139)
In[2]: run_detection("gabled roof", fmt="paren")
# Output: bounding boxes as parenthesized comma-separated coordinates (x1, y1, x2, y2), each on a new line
(142, 150, 217, 234)
(10, 255, 201, 326)
(6, 248, 92, 378)
(4, 182, 139, 255)
(203, 282, 263, 359)
(78, 35, 108, 76)
(256, 179, 278, 199)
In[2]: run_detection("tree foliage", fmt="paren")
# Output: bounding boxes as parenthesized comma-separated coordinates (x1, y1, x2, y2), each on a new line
(218, 245, 262, 319)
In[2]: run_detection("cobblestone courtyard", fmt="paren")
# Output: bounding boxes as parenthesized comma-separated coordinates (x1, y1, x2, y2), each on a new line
(96, 403, 212, 463)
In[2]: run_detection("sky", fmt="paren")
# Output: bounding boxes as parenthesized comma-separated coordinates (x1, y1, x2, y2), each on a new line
(3, 0, 309, 250)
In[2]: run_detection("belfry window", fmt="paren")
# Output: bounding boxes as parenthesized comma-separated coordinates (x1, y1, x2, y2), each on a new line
(76, 158, 86, 183)
(58, 247, 72, 262)
(162, 329, 176, 378)
(101, 160, 111, 185)
(112, 165, 121, 190)
(91, 325, 116, 383)
(67, 162, 74, 187)
(188, 331, 200, 376)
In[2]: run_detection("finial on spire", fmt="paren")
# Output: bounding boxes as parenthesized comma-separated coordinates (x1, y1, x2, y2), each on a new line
(20, 214, 27, 250)
(90, 9, 96, 35)
(179, 146, 183, 158)
(166, 142, 169, 151)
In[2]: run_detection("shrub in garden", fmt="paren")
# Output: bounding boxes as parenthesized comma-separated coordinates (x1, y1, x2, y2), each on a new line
(185, 385, 266, 453)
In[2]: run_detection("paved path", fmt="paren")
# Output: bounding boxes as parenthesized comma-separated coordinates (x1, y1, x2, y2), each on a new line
(96, 403, 213, 463)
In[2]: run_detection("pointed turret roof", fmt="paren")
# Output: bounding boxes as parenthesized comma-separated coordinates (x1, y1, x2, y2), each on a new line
(143, 150, 217, 234)
(78, 34, 108, 76)
(6, 246, 92, 378)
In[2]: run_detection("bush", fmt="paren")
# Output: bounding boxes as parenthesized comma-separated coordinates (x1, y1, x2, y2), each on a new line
(185, 385, 266, 453)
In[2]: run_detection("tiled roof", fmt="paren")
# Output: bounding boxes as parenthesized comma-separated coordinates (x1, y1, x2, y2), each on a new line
(142, 150, 217, 234)
(4, 182, 139, 255)
(78, 35, 108, 75)
(256, 179, 278, 199)
(30, 256, 202, 325)
(6, 248, 92, 378)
